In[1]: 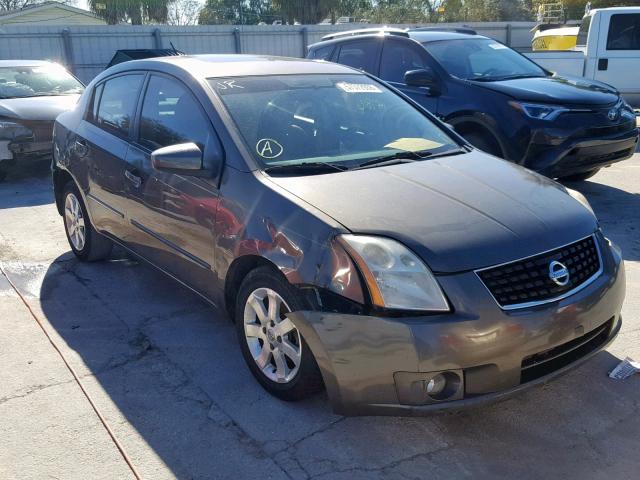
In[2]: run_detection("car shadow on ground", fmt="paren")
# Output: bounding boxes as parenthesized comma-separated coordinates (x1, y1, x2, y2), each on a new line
(0, 160, 53, 209)
(33, 249, 639, 479)
(566, 178, 640, 261)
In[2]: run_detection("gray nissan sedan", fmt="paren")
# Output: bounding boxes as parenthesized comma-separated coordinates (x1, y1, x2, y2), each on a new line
(52, 55, 625, 416)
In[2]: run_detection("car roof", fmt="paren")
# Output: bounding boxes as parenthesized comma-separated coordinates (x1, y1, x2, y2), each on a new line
(110, 54, 360, 79)
(0, 60, 59, 67)
(408, 31, 488, 42)
(308, 30, 489, 51)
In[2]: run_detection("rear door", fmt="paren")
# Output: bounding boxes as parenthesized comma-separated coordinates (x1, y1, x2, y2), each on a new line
(378, 37, 439, 112)
(594, 11, 640, 104)
(77, 73, 144, 239)
(122, 73, 223, 298)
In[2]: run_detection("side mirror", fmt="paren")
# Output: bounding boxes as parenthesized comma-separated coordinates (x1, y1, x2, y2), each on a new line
(151, 142, 203, 173)
(404, 68, 440, 95)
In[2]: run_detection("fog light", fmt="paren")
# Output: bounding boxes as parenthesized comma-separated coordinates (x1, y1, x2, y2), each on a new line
(424, 371, 461, 401)
(426, 374, 446, 395)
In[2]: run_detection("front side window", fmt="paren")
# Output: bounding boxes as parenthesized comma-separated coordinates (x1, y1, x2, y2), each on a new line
(0, 64, 83, 99)
(95, 74, 144, 137)
(209, 74, 457, 170)
(337, 40, 379, 73)
(139, 75, 212, 151)
(424, 38, 546, 81)
(607, 14, 640, 50)
(380, 40, 430, 83)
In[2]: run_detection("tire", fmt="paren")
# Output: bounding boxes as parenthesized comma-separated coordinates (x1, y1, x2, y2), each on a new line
(462, 130, 503, 158)
(62, 181, 113, 262)
(558, 168, 600, 182)
(0, 165, 8, 182)
(235, 266, 324, 401)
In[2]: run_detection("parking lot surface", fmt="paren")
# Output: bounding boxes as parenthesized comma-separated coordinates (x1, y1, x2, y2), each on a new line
(1, 156, 639, 480)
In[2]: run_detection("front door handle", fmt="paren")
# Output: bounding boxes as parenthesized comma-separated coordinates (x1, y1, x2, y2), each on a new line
(74, 139, 88, 157)
(598, 58, 608, 71)
(124, 170, 142, 188)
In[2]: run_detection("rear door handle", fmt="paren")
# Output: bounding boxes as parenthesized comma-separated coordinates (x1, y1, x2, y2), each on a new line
(124, 170, 142, 188)
(598, 58, 608, 71)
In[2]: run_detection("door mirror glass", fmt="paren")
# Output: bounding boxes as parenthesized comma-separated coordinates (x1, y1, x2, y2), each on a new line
(151, 142, 203, 172)
(404, 68, 439, 89)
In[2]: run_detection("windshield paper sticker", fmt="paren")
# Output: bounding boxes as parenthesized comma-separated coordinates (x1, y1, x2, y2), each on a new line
(256, 138, 283, 159)
(336, 82, 382, 93)
(488, 43, 508, 50)
(384, 138, 443, 151)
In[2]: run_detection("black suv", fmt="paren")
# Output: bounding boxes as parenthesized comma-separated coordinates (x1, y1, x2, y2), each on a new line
(308, 28, 638, 181)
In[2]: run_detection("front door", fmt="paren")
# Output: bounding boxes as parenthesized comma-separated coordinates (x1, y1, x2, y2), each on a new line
(378, 37, 440, 113)
(122, 74, 222, 298)
(593, 11, 640, 105)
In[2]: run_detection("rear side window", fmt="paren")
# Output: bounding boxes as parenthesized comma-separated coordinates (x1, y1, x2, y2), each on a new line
(95, 74, 144, 137)
(380, 40, 429, 83)
(337, 40, 378, 73)
(309, 45, 334, 60)
(607, 14, 640, 50)
(86, 83, 104, 123)
(576, 15, 591, 47)
(139, 75, 212, 151)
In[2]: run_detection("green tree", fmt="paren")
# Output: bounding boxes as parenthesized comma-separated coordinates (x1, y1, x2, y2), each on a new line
(88, 0, 172, 25)
(199, 0, 281, 24)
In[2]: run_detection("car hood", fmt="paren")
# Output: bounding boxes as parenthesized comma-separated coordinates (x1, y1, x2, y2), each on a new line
(268, 152, 597, 273)
(0, 95, 81, 121)
(471, 75, 619, 106)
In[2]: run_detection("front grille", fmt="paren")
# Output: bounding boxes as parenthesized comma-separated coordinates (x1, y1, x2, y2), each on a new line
(477, 235, 601, 309)
(583, 120, 636, 138)
(520, 317, 613, 383)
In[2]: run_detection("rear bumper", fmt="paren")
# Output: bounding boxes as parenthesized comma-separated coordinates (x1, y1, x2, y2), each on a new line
(523, 124, 638, 177)
(289, 235, 625, 416)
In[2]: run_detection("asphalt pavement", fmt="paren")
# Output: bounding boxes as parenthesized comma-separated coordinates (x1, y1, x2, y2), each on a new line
(1, 155, 639, 480)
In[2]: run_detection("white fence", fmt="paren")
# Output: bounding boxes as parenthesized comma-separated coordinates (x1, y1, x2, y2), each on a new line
(0, 22, 540, 83)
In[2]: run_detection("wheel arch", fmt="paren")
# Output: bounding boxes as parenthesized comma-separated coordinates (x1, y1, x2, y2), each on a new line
(53, 168, 75, 216)
(224, 255, 282, 320)
(446, 114, 508, 159)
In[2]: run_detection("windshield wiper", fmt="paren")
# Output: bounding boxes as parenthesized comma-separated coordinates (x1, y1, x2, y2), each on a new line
(352, 147, 466, 171)
(263, 161, 348, 176)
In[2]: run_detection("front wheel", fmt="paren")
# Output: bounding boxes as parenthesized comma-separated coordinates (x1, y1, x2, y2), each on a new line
(235, 267, 323, 401)
(558, 168, 600, 182)
(462, 130, 503, 158)
(62, 182, 113, 261)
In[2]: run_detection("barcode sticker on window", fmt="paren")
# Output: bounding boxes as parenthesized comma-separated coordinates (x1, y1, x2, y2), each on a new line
(488, 43, 508, 50)
(336, 82, 382, 93)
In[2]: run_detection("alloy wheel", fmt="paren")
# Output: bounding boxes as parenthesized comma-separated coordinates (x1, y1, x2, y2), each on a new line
(64, 192, 86, 251)
(243, 287, 302, 383)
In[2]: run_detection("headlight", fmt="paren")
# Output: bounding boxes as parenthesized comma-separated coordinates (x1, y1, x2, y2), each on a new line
(0, 120, 31, 140)
(566, 187, 595, 216)
(509, 101, 567, 121)
(337, 234, 449, 312)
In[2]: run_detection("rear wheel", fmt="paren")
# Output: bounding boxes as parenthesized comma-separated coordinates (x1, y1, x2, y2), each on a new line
(62, 182, 113, 261)
(235, 266, 323, 401)
(558, 168, 600, 182)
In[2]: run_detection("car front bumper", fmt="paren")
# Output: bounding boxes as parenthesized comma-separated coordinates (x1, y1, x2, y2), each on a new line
(289, 235, 625, 416)
(522, 122, 638, 178)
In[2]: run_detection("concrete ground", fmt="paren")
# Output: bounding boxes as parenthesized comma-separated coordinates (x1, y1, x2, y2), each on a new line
(1, 156, 639, 480)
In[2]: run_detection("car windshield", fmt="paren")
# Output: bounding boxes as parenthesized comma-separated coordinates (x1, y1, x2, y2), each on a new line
(0, 64, 84, 99)
(423, 38, 547, 81)
(209, 74, 459, 171)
